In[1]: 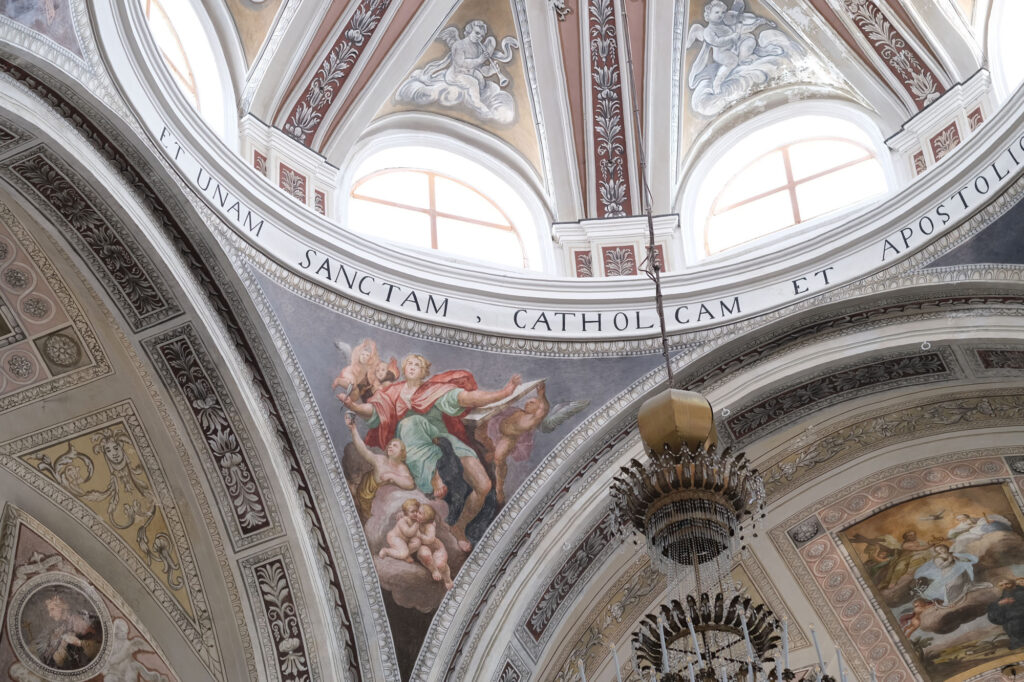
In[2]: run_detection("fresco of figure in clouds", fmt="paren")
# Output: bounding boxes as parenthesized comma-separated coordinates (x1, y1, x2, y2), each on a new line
(685, 0, 803, 116)
(842, 484, 1024, 681)
(332, 338, 398, 404)
(396, 20, 519, 124)
(336, 343, 588, 612)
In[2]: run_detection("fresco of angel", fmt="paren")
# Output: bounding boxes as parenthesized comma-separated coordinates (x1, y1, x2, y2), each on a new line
(685, 0, 803, 116)
(395, 20, 519, 124)
(336, 341, 589, 611)
(841, 484, 1024, 681)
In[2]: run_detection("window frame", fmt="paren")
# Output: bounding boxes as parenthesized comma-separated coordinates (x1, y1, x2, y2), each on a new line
(349, 168, 528, 267)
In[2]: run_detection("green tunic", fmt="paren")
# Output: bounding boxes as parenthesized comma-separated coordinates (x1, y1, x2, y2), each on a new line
(367, 388, 477, 493)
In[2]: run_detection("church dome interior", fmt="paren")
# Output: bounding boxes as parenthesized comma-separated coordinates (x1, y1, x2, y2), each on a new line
(1, 1, 1024, 681)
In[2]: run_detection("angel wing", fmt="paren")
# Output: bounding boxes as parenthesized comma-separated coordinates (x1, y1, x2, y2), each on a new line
(334, 339, 352, 359)
(438, 26, 459, 48)
(539, 399, 590, 433)
(685, 23, 705, 48)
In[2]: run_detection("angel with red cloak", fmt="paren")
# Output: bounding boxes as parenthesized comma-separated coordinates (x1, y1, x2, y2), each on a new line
(341, 352, 521, 552)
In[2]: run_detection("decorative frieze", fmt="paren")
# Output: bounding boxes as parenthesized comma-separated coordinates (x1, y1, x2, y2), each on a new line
(0, 402, 216, 670)
(144, 324, 281, 549)
(241, 547, 320, 682)
(0, 146, 181, 331)
(282, 0, 393, 146)
(725, 350, 953, 442)
(586, 0, 631, 218)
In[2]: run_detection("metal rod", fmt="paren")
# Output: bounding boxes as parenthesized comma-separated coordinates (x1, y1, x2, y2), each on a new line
(618, 0, 674, 384)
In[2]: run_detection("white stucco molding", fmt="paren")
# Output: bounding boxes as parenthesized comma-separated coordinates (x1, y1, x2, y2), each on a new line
(90, 0, 1024, 343)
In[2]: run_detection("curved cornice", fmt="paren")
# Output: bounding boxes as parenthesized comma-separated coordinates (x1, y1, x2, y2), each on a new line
(91, 0, 1024, 340)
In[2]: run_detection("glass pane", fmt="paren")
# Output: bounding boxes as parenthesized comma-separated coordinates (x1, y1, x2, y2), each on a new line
(435, 218, 524, 268)
(434, 176, 508, 226)
(795, 160, 887, 221)
(715, 151, 787, 209)
(706, 190, 795, 254)
(352, 171, 430, 208)
(788, 140, 871, 181)
(348, 199, 432, 249)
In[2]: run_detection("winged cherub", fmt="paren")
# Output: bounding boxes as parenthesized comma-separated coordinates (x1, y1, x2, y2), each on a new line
(396, 20, 519, 124)
(687, 0, 774, 94)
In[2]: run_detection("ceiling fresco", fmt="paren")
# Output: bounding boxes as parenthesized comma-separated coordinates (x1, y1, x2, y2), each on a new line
(223, 0, 282, 66)
(0, 506, 178, 681)
(254, 267, 661, 676)
(0, 0, 81, 58)
(375, 0, 544, 177)
(5, 1, 1024, 681)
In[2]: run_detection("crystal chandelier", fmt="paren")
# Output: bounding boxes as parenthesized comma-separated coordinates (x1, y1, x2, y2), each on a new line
(592, 5, 849, 680)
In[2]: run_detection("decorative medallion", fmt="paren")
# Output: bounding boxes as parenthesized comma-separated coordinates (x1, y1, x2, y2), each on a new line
(6, 572, 112, 681)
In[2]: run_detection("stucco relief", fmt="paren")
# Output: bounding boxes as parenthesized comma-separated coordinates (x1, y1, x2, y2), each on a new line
(0, 146, 182, 331)
(240, 547, 320, 682)
(0, 401, 217, 672)
(143, 324, 282, 550)
(0, 198, 109, 412)
(763, 390, 1024, 499)
(0, 506, 178, 681)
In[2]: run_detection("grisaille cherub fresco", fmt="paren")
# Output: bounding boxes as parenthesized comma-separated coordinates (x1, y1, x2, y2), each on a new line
(256, 272, 659, 676)
(841, 484, 1024, 681)
(685, 0, 803, 116)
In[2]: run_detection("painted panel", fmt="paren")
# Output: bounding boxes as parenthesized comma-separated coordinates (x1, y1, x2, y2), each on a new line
(256, 271, 657, 676)
(378, 0, 543, 177)
(840, 483, 1024, 681)
(279, 163, 306, 203)
(931, 122, 961, 162)
(0, 508, 180, 681)
(0, 0, 82, 57)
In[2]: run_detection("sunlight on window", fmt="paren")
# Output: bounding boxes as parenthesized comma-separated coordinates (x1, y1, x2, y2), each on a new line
(991, 0, 1024, 97)
(706, 137, 886, 254)
(138, 0, 229, 139)
(141, 0, 198, 110)
(349, 169, 528, 269)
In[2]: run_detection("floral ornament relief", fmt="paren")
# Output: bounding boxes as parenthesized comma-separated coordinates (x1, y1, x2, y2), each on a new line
(154, 335, 271, 537)
(840, 0, 942, 108)
(930, 123, 961, 162)
(589, 0, 631, 217)
(252, 558, 314, 682)
(602, 246, 637, 276)
(283, 0, 392, 145)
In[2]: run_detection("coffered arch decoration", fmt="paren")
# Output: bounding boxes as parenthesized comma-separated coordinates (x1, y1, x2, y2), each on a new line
(0, 35, 372, 681)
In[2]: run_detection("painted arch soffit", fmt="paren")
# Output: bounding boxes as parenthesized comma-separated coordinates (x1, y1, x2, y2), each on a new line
(0, 504, 179, 682)
(375, 0, 545, 179)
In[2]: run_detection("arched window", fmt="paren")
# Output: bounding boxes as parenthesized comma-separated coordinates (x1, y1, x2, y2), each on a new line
(138, 0, 232, 140)
(350, 169, 527, 268)
(345, 145, 544, 270)
(990, 0, 1024, 98)
(692, 114, 890, 256)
